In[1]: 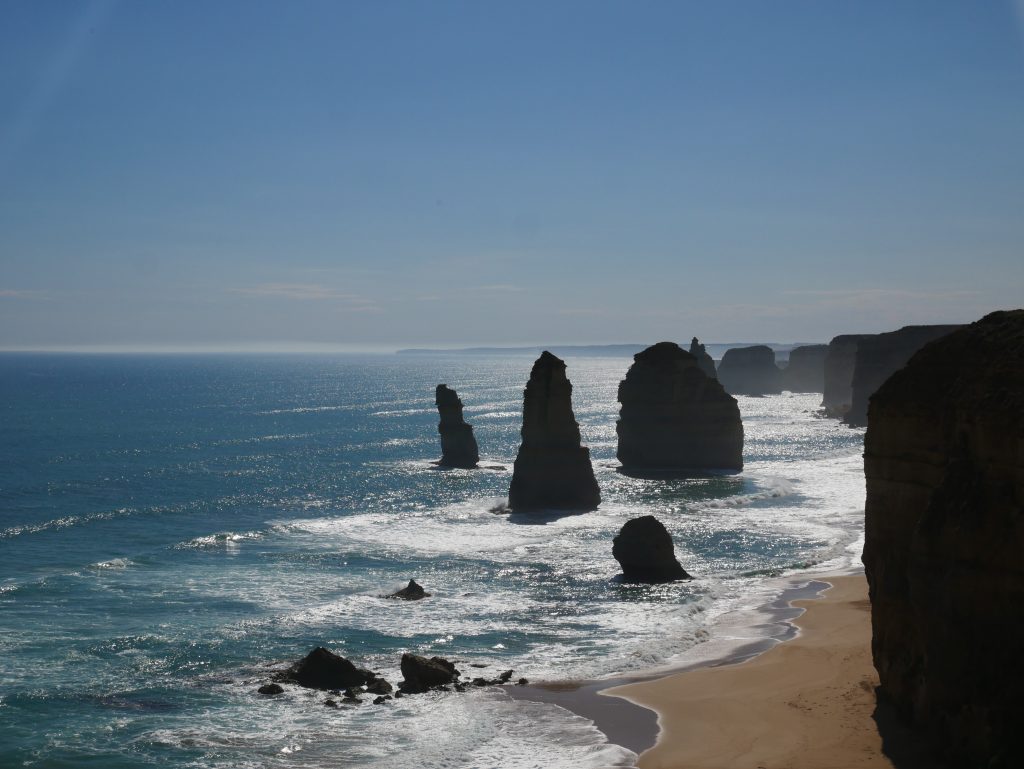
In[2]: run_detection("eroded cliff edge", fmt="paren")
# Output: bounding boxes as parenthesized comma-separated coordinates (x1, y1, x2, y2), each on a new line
(862, 309, 1024, 767)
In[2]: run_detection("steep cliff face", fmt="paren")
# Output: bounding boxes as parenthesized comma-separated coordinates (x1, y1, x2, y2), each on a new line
(435, 384, 479, 468)
(863, 310, 1024, 767)
(822, 334, 872, 417)
(688, 337, 718, 379)
(782, 344, 827, 393)
(616, 342, 742, 472)
(508, 352, 601, 512)
(846, 325, 962, 426)
(716, 345, 781, 395)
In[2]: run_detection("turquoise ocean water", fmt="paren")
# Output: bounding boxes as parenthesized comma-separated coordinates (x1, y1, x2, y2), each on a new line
(0, 353, 865, 768)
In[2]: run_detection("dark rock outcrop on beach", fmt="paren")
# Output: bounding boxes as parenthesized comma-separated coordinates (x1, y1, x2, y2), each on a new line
(689, 337, 718, 379)
(845, 324, 962, 427)
(616, 342, 742, 472)
(863, 310, 1024, 767)
(508, 352, 601, 512)
(435, 384, 479, 468)
(821, 334, 873, 417)
(399, 653, 460, 693)
(716, 345, 782, 395)
(613, 515, 691, 583)
(385, 579, 430, 600)
(782, 344, 828, 393)
(274, 647, 375, 691)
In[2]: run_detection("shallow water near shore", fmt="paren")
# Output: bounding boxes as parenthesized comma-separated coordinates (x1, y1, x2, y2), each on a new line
(0, 353, 865, 767)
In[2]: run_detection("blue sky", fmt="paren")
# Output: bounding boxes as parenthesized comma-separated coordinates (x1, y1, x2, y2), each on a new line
(2, 1, 1023, 350)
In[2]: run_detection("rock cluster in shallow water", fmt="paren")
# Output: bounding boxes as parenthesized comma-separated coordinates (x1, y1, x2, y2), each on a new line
(616, 341, 742, 473)
(508, 351, 601, 512)
(863, 309, 1024, 767)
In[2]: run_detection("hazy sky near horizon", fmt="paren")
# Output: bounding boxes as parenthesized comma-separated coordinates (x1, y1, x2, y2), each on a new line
(2, 1, 1023, 351)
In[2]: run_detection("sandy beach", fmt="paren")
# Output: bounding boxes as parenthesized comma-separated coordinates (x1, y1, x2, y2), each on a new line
(607, 574, 931, 769)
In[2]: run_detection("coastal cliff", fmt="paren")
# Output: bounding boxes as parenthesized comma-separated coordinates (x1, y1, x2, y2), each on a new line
(821, 334, 872, 418)
(508, 352, 601, 512)
(435, 384, 479, 468)
(782, 344, 827, 393)
(716, 345, 781, 395)
(862, 309, 1024, 767)
(845, 324, 961, 426)
(616, 342, 742, 472)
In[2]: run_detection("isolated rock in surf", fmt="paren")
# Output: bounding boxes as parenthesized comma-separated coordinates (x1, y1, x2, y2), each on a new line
(274, 647, 376, 690)
(688, 337, 718, 379)
(385, 579, 430, 600)
(613, 515, 691, 583)
(508, 351, 601, 512)
(399, 653, 460, 693)
(821, 334, 873, 417)
(863, 309, 1024, 767)
(616, 342, 742, 472)
(435, 384, 479, 468)
(716, 345, 782, 395)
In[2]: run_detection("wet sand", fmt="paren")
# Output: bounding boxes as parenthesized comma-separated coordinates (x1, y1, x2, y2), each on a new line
(606, 574, 931, 769)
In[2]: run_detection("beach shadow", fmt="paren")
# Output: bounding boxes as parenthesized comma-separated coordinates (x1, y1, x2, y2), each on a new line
(871, 689, 947, 769)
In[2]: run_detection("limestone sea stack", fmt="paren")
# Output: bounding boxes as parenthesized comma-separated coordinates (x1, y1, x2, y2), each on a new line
(508, 351, 601, 512)
(688, 337, 717, 379)
(612, 515, 691, 583)
(845, 324, 962, 426)
(862, 310, 1024, 767)
(716, 345, 782, 395)
(781, 344, 827, 393)
(435, 384, 479, 468)
(616, 341, 742, 472)
(821, 333, 873, 417)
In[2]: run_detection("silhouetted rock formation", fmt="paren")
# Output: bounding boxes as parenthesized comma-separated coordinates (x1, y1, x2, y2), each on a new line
(716, 345, 782, 395)
(688, 337, 717, 379)
(508, 352, 601, 512)
(781, 344, 827, 392)
(274, 647, 376, 690)
(612, 516, 691, 583)
(399, 653, 460, 693)
(845, 325, 962, 426)
(863, 310, 1024, 768)
(821, 334, 872, 417)
(435, 384, 479, 468)
(616, 342, 742, 472)
(385, 579, 430, 600)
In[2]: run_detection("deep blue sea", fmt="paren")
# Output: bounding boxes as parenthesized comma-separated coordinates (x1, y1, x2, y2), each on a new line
(0, 353, 866, 768)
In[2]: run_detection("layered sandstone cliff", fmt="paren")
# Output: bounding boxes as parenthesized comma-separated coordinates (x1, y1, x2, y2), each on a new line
(508, 352, 601, 512)
(781, 344, 827, 393)
(845, 324, 962, 426)
(616, 342, 742, 473)
(688, 337, 718, 379)
(435, 384, 479, 468)
(862, 310, 1024, 767)
(716, 345, 781, 395)
(821, 334, 873, 418)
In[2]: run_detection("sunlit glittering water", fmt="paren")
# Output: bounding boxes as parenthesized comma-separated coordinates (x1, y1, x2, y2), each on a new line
(0, 353, 865, 768)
